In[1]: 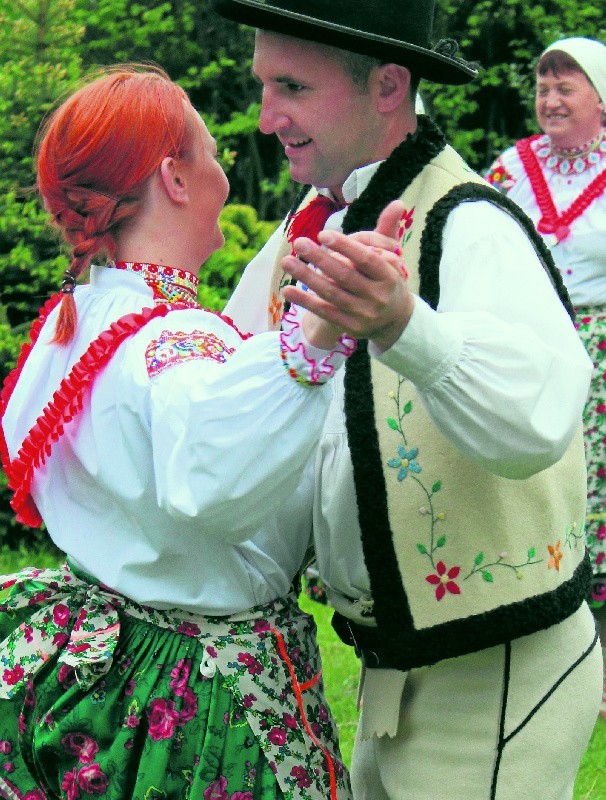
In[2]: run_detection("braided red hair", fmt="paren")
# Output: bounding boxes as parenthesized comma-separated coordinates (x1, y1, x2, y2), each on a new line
(35, 65, 190, 344)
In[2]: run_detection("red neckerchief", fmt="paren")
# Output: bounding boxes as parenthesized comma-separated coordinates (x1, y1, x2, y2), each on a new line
(286, 194, 346, 252)
(516, 135, 606, 242)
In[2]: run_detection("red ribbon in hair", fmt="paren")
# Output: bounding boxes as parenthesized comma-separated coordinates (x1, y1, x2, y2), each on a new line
(287, 195, 346, 250)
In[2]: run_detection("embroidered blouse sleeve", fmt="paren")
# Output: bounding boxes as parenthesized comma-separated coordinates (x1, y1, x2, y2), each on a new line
(373, 200, 592, 479)
(484, 145, 520, 194)
(141, 311, 349, 540)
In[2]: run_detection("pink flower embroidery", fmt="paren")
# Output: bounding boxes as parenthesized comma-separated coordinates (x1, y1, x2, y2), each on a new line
(231, 794, 254, 800)
(147, 698, 180, 741)
(76, 763, 109, 795)
(282, 713, 298, 729)
(252, 618, 270, 634)
(290, 765, 313, 789)
(61, 769, 80, 800)
(268, 727, 287, 746)
(170, 659, 192, 696)
(53, 632, 69, 648)
(204, 776, 229, 800)
(178, 686, 198, 724)
(61, 733, 99, 764)
(597, 524, 606, 541)
(57, 665, 76, 689)
(237, 653, 263, 675)
(0, 741, 11, 755)
(426, 562, 461, 600)
(241, 693, 256, 708)
(52, 604, 71, 627)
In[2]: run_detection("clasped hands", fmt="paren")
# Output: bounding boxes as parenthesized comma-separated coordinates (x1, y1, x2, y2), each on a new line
(282, 200, 414, 352)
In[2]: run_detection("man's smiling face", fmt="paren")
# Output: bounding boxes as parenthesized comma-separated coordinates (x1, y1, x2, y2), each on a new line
(253, 30, 383, 200)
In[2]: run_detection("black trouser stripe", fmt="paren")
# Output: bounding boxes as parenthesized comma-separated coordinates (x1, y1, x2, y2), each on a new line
(490, 624, 600, 799)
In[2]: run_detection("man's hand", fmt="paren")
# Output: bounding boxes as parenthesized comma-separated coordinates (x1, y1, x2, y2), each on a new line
(282, 200, 414, 352)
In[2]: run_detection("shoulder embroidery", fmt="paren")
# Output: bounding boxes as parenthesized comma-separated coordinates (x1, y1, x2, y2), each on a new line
(146, 329, 236, 378)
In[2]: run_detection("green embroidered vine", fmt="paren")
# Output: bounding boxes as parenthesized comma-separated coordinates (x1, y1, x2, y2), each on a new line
(386, 380, 546, 598)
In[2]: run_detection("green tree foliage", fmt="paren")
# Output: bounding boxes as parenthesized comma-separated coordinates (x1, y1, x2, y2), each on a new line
(426, 0, 604, 170)
(73, 0, 296, 218)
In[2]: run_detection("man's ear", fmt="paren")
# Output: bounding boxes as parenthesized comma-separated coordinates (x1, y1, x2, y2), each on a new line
(159, 156, 189, 204)
(373, 64, 411, 113)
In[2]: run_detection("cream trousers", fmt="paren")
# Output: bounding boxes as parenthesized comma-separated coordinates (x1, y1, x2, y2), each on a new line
(351, 602, 602, 800)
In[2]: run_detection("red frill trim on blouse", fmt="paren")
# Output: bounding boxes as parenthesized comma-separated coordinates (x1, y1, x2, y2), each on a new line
(516, 135, 606, 242)
(0, 302, 172, 528)
(207, 310, 253, 341)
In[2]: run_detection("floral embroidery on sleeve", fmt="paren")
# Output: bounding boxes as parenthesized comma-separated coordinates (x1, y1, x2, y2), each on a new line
(485, 158, 515, 193)
(145, 330, 236, 378)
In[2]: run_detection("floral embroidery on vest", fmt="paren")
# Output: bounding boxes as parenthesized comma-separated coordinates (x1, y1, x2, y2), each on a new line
(145, 330, 236, 378)
(384, 378, 583, 601)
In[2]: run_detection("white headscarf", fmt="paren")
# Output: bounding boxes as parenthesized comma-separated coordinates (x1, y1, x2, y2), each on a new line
(542, 37, 606, 107)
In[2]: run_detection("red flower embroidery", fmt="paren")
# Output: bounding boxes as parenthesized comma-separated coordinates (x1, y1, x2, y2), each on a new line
(177, 621, 201, 637)
(237, 652, 264, 675)
(2, 665, 24, 686)
(426, 562, 461, 600)
(290, 765, 313, 789)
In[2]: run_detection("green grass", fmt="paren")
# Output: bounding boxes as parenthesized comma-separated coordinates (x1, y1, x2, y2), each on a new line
(298, 593, 606, 800)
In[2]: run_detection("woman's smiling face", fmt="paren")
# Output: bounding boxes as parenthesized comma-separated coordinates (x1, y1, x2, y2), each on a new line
(535, 68, 603, 148)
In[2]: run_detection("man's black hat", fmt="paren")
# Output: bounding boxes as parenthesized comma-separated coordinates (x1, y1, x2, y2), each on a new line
(211, 0, 477, 85)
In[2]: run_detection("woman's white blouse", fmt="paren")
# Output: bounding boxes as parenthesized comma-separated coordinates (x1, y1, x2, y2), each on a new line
(2, 266, 347, 615)
(490, 144, 606, 307)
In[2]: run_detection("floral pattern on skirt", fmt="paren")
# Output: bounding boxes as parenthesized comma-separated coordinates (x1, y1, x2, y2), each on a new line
(576, 309, 606, 611)
(0, 564, 351, 800)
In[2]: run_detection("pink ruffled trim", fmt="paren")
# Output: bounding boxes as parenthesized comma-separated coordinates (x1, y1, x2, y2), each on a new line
(279, 306, 356, 386)
(1, 303, 172, 528)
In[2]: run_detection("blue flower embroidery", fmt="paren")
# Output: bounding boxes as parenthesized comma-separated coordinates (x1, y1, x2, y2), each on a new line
(387, 446, 421, 481)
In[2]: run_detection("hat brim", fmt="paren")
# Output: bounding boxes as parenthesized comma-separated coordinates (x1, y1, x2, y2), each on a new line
(212, 0, 478, 85)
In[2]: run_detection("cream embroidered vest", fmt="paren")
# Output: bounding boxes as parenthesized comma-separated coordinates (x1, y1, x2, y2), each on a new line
(271, 128, 589, 669)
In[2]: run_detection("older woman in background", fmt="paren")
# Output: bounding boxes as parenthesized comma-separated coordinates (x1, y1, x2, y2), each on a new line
(486, 36, 606, 719)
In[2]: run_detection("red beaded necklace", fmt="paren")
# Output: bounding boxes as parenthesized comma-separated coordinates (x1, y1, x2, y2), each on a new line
(516, 135, 606, 242)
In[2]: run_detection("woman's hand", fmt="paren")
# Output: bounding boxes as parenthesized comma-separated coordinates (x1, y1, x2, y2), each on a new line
(282, 200, 414, 351)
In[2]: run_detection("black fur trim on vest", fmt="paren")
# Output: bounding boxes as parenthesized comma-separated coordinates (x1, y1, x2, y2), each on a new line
(336, 129, 587, 670)
(342, 115, 446, 236)
(332, 555, 592, 669)
(418, 182, 576, 321)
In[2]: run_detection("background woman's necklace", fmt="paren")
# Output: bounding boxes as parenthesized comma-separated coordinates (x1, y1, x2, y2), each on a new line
(535, 129, 606, 175)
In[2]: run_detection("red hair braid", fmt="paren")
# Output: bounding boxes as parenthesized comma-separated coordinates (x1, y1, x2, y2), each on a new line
(35, 65, 190, 345)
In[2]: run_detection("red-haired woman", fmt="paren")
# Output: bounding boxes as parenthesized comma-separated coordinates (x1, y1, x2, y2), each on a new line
(486, 37, 606, 719)
(0, 65, 359, 800)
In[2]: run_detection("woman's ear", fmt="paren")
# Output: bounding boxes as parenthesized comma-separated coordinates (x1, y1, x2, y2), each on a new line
(373, 64, 411, 113)
(159, 156, 189, 204)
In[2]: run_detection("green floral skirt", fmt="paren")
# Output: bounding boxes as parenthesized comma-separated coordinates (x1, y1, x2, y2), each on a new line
(0, 565, 351, 800)
(576, 309, 606, 612)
